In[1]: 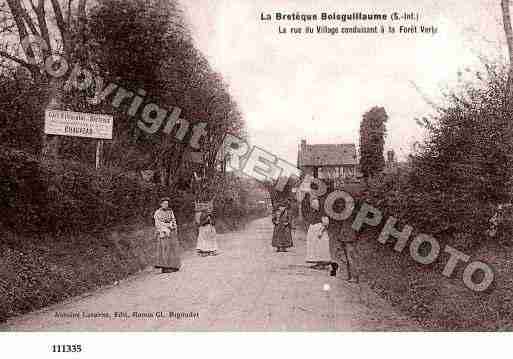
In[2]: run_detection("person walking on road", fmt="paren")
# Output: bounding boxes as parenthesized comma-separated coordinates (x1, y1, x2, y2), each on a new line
(335, 181, 365, 283)
(339, 221, 359, 282)
(154, 197, 181, 273)
(303, 192, 339, 276)
(196, 211, 218, 256)
(271, 201, 294, 252)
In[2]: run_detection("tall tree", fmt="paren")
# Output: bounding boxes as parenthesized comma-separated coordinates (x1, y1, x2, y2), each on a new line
(0, 0, 90, 160)
(1, 0, 245, 197)
(359, 106, 388, 182)
(85, 0, 187, 176)
(501, 0, 513, 107)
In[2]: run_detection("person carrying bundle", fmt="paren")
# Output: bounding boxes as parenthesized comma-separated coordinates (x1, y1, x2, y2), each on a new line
(195, 201, 218, 256)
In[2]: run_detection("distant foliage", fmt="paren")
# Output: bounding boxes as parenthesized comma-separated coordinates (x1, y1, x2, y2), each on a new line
(359, 106, 388, 180)
(365, 64, 513, 247)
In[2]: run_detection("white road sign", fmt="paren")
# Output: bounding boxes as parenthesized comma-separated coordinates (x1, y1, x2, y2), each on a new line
(44, 109, 113, 139)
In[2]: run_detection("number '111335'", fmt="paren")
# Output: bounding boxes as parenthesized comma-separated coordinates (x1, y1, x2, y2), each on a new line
(51, 344, 82, 353)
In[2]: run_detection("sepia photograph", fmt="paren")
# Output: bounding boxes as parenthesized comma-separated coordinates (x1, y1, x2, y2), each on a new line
(1, 0, 513, 354)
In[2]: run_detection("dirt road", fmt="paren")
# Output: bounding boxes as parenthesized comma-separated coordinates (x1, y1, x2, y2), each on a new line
(3, 217, 420, 331)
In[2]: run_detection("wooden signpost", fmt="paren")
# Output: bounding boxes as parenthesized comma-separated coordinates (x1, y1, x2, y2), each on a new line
(95, 140, 104, 170)
(44, 109, 113, 169)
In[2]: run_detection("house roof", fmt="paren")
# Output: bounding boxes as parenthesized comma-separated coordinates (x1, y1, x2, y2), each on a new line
(298, 143, 358, 167)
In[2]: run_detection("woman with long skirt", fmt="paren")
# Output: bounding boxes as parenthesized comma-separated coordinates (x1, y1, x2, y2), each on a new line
(196, 212, 218, 256)
(303, 193, 338, 276)
(271, 202, 294, 252)
(154, 197, 181, 273)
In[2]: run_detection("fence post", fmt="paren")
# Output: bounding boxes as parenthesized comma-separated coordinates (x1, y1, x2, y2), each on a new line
(95, 140, 103, 170)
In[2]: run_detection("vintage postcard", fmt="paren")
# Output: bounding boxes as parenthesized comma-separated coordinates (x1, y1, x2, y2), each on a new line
(0, 0, 511, 357)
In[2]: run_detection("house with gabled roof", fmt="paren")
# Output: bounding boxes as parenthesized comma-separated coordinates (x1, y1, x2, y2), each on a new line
(297, 139, 358, 180)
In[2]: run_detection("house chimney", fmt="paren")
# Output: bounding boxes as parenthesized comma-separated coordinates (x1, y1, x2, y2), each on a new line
(300, 139, 307, 151)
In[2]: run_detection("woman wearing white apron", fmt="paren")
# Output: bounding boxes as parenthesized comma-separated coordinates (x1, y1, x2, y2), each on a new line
(196, 212, 218, 256)
(304, 194, 338, 276)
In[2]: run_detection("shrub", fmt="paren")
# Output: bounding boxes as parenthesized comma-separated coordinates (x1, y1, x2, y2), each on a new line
(365, 64, 513, 248)
(0, 146, 161, 238)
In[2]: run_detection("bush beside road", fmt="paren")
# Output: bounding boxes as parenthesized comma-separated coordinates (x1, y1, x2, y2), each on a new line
(0, 147, 263, 323)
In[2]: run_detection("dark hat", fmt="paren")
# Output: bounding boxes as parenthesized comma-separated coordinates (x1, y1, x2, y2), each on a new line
(160, 196, 171, 203)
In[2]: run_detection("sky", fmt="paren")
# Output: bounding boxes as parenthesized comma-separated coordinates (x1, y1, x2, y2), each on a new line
(182, 0, 505, 163)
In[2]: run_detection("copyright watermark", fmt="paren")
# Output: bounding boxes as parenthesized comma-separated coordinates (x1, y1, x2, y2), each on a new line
(218, 134, 495, 292)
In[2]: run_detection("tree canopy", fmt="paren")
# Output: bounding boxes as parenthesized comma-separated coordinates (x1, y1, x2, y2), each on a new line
(359, 106, 388, 180)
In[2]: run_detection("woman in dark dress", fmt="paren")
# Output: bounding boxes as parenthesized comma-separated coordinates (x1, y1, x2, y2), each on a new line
(271, 202, 294, 252)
